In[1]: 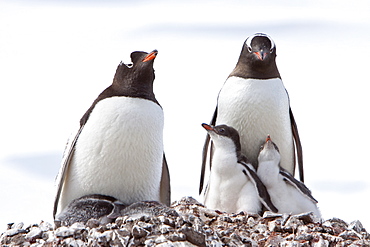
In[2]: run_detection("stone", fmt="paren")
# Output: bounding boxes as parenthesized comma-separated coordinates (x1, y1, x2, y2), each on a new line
(180, 225, 206, 247)
(132, 225, 149, 239)
(55, 226, 75, 238)
(1, 197, 370, 246)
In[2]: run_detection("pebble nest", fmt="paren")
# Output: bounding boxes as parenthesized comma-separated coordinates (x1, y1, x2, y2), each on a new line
(1, 197, 369, 246)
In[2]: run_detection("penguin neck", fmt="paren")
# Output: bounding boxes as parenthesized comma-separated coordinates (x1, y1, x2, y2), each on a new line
(229, 58, 281, 79)
(257, 160, 280, 186)
(212, 146, 239, 174)
(111, 81, 158, 104)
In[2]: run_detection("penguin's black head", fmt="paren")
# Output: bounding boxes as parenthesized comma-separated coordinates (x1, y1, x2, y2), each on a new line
(244, 33, 276, 62)
(260, 135, 280, 153)
(230, 33, 280, 79)
(79, 50, 159, 127)
(258, 135, 281, 163)
(202, 123, 241, 153)
(113, 50, 158, 88)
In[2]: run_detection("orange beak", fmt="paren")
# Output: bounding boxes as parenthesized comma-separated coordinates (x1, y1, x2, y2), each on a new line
(255, 51, 267, 61)
(266, 135, 271, 142)
(202, 123, 214, 131)
(142, 50, 158, 62)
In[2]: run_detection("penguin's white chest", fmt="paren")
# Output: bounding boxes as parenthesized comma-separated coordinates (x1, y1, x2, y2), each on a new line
(60, 97, 164, 211)
(216, 77, 294, 171)
(204, 152, 261, 213)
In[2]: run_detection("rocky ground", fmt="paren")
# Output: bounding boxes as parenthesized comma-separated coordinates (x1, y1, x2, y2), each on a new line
(1, 197, 369, 246)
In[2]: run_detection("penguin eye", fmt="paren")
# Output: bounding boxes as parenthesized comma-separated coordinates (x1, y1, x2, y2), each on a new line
(126, 63, 133, 68)
(218, 128, 225, 134)
(247, 46, 252, 53)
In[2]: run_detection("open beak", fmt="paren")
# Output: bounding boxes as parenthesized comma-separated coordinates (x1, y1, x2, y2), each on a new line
(142, 50, 158, 62)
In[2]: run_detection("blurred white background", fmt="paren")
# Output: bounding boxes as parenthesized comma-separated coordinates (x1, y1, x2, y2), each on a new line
(1, 0, 370, 230)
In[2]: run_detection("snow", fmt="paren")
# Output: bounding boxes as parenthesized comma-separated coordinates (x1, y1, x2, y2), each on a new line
(1, 0, 370, 231)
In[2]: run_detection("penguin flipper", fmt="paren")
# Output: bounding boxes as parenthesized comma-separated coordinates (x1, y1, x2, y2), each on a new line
(53, 126, 84, 219)
(240, 161, 278, 213)
(200, 134, 210, 195)
(280, 169, 318, 203)
(199, 106, 218, 195)
(202, 181, 211, 204)
(160, 154, 171, 206)
(290, 107, 304, 182)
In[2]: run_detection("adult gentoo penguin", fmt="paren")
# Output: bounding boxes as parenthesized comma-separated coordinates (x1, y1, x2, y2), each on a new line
(202, 123, 277, 214)
(257, 135, 320, 217)
(53, 50, 171, 218)
(200, 33, 303, 194)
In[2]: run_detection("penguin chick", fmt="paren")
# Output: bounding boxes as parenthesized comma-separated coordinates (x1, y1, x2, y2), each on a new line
(257, 135, 321, 217)
(55, 194, 127, 226)
(202, 123, 278, 214)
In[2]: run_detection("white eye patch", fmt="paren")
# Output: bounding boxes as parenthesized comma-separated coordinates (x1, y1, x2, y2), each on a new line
(245, 33, 276, 52)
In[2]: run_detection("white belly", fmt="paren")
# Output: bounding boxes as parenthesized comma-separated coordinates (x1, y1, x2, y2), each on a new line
(258, 165, 321, 217)
(204, 153, 261, 214)
(271, 181, 320, 216)
(216, 77, 294, 172)
(60, 97, 164, 211)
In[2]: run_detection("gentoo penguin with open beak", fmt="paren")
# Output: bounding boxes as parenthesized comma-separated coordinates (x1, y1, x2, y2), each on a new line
(202, 123, 278, 214)
(53, 50, 171, 219)
(257, 135, 321, 217)
(200, 33, 303, 194)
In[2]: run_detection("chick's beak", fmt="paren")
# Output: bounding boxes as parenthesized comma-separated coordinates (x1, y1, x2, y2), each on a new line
(265, 135, 271, 142)
(202, 123, 214, 131)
